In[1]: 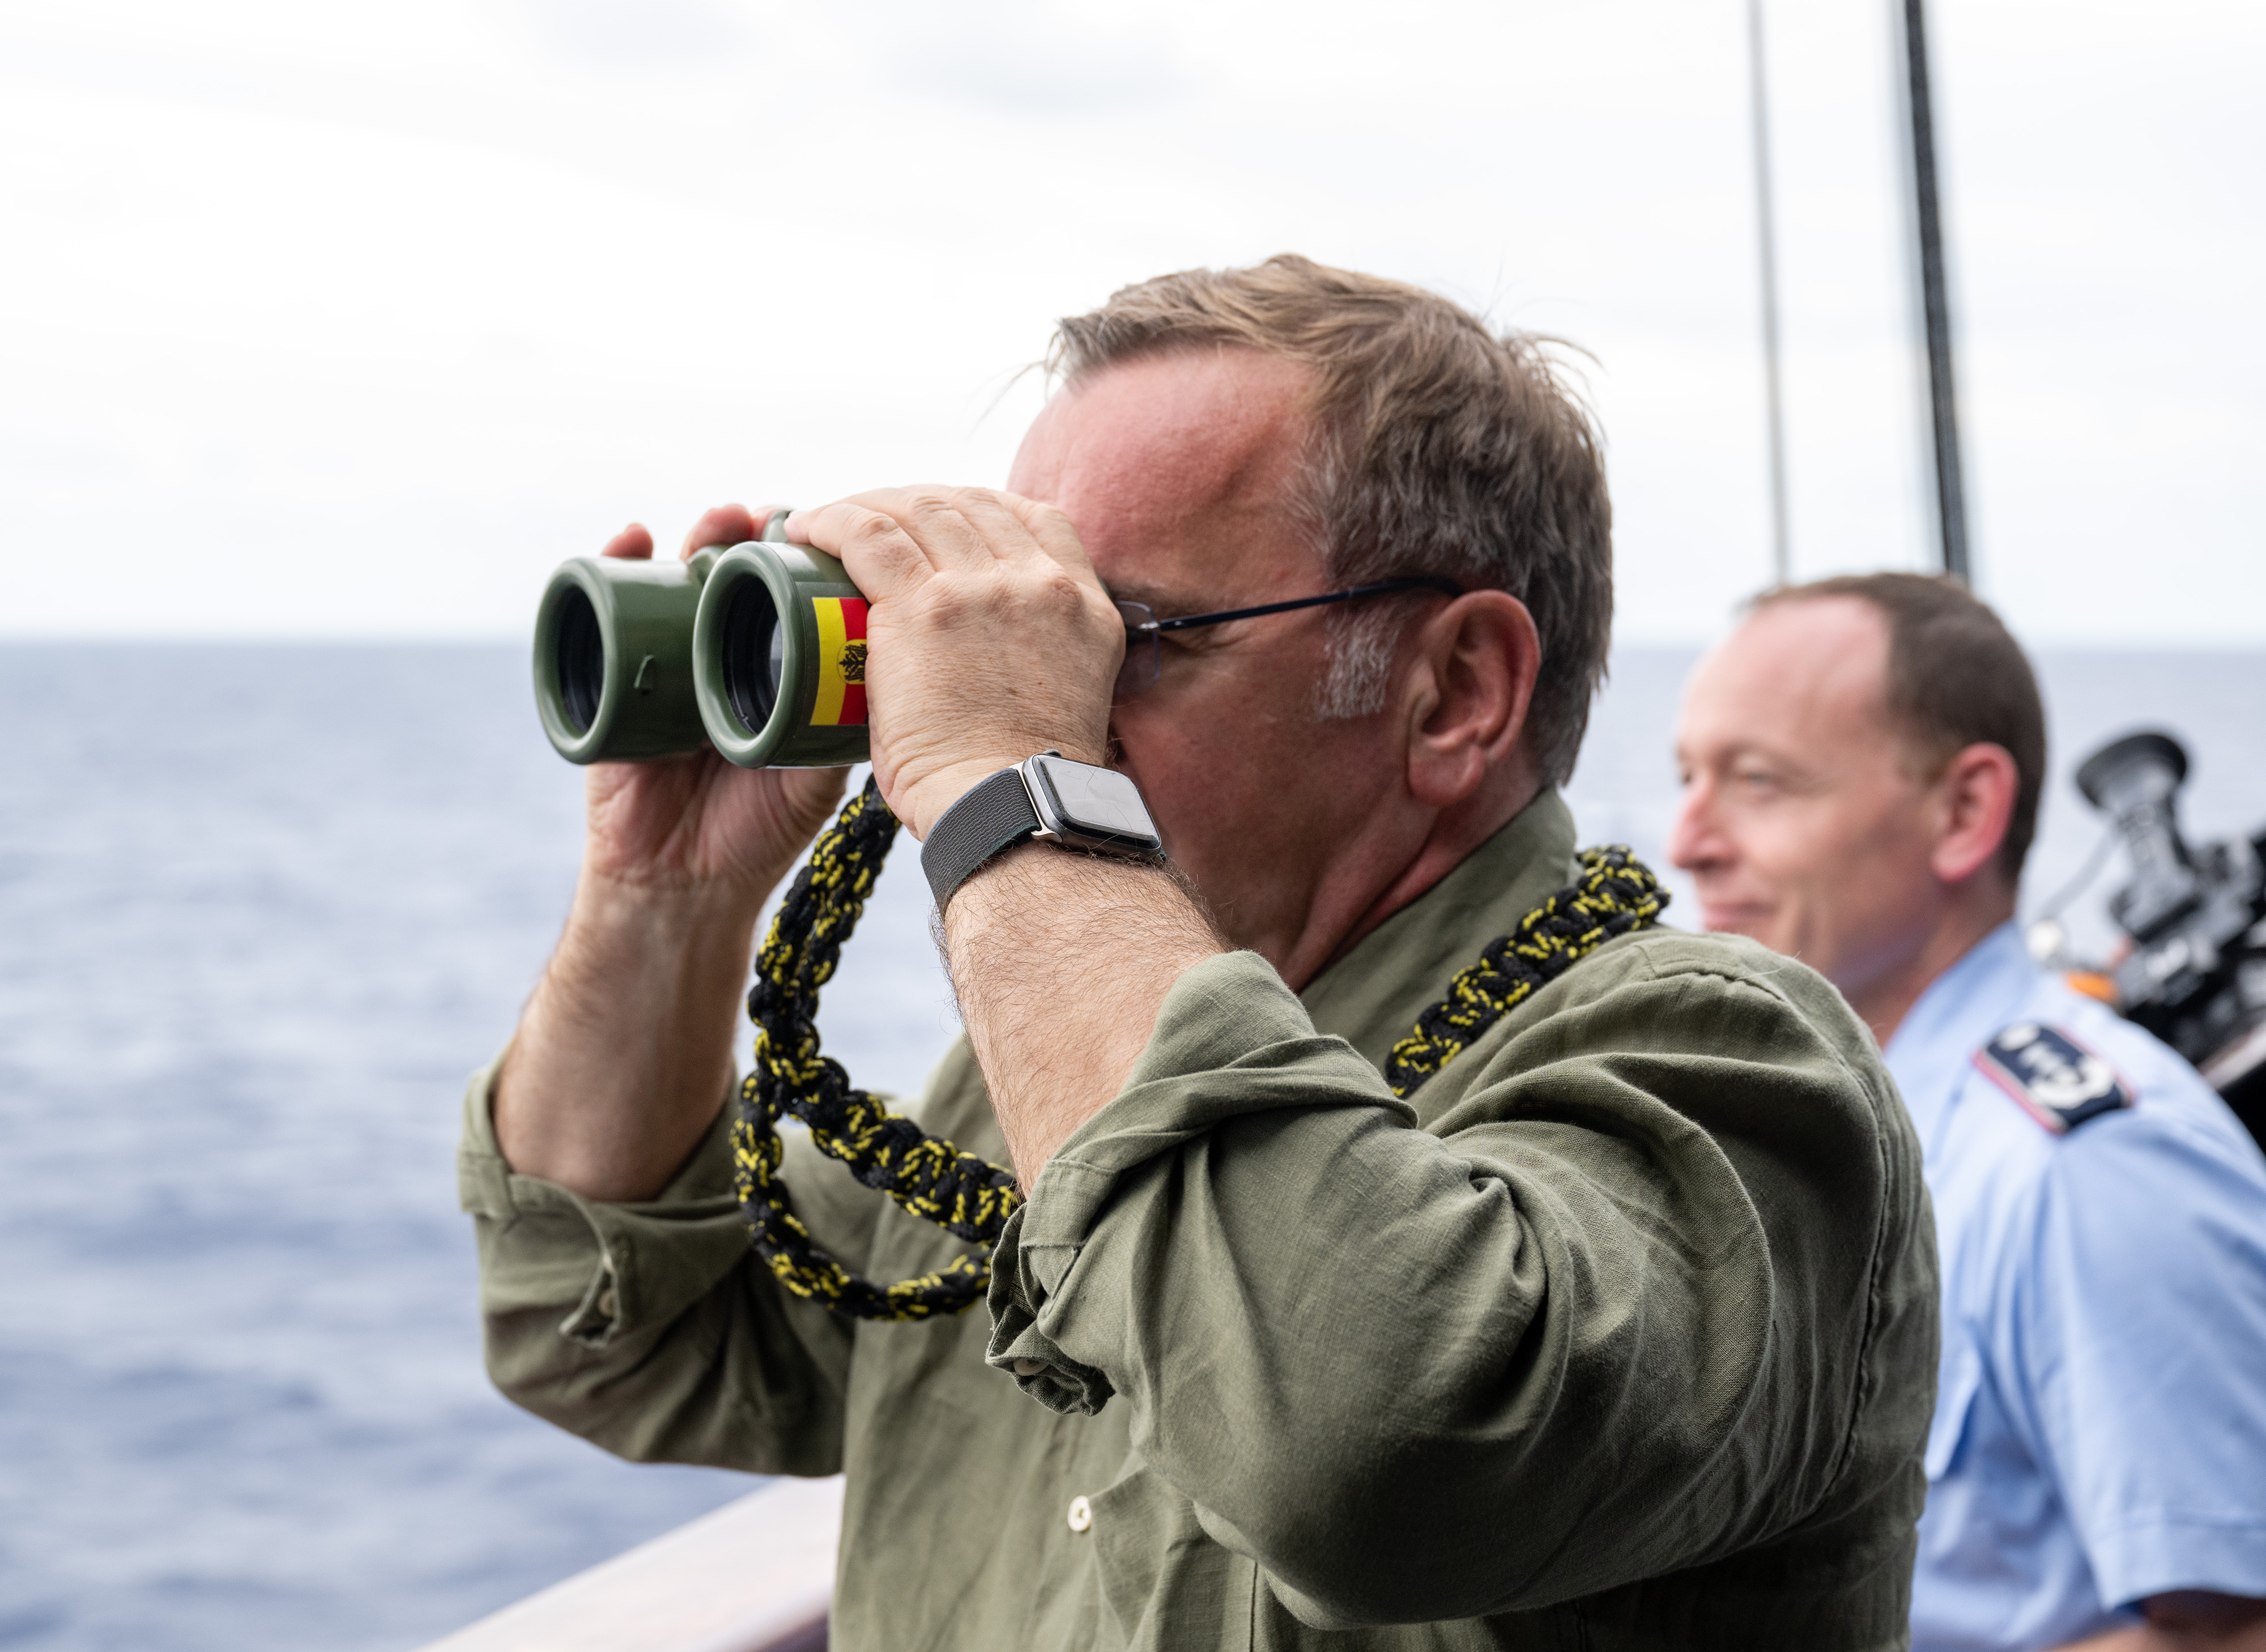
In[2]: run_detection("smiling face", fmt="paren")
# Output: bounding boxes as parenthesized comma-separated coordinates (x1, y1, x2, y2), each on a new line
(1669, 597, 1954, 1006)
(1007, 348, 1419, 972)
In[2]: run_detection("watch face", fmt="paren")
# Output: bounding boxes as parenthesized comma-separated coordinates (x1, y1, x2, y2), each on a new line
(1029, 756, 1160, 844)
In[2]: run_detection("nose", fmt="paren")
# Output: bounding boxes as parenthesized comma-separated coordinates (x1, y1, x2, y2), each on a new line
(1667, 776, 1725, 875)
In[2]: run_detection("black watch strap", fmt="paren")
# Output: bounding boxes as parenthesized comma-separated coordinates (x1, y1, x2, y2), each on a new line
(921, 768, 1041, 909)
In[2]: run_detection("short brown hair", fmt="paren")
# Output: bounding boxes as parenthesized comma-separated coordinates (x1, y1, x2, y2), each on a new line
(1756, 573, 2047, 883)
(1047, 255, 1614, 787)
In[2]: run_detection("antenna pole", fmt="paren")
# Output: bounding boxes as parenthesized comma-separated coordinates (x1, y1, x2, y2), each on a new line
(1902, 0, 1970, 582)
(1747, 0, 1791, 586)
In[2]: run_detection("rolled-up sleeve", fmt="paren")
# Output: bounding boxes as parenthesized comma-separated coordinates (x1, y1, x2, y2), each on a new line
(458, 1057, 867, 1477)
(986, 944, 1916, 1627)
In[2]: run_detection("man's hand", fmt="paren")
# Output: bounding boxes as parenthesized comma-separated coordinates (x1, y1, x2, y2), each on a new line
(790, 487, 1218, 1185)
(493, 506, 847, 1202)
(786, 488, 1125, 837)
(585, 506, 849, 896)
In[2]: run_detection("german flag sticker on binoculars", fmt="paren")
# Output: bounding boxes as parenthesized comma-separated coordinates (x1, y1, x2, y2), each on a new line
(812, 597, 870, 726)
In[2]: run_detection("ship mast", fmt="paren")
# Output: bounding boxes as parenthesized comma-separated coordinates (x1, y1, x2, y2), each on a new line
(1746, 0, 1791, 587)
(1900, 0, 1970, 582)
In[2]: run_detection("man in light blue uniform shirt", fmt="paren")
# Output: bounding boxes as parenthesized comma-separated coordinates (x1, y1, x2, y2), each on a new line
(1671, 572, 2266, 1652)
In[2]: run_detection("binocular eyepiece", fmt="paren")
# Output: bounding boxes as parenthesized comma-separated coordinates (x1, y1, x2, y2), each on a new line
(533, 512, 871, 769)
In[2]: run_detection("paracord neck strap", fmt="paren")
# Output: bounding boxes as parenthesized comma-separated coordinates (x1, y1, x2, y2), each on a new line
(1380, 845, 1668, 1096)
(735, 777, 1668, 1322)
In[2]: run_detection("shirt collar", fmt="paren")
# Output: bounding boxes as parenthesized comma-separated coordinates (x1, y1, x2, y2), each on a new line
(1298, 788, 1582, 1071)
(1882, 919, 2034, 1138)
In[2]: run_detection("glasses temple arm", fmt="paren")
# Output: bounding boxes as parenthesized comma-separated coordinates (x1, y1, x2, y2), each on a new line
(1130, 577, 1462, 636)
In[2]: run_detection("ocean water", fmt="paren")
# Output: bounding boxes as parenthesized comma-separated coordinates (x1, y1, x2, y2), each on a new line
(1, 642, 2260, 1652)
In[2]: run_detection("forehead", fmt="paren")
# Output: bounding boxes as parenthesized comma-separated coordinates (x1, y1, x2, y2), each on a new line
(1007, 348, 1321, 601)
(1682, 597, 1899, 755)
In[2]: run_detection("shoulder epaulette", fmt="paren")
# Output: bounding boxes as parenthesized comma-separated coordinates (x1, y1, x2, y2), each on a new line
(1973, 1021, 2133, 1134)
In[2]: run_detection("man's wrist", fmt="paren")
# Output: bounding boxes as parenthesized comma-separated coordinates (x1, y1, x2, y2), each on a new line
(903, 744, 1105, 841)
(564, 866, 766, 968)
(919, 750, 1165, 910)
(904, 760, 1005, 842)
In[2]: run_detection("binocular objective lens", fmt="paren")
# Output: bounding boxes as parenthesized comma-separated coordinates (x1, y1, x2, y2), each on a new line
(721, 577, 786, 733)
(555, 587, 606, 736)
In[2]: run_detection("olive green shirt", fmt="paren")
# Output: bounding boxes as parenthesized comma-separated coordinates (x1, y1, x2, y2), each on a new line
(460, 790, 1937, 1650)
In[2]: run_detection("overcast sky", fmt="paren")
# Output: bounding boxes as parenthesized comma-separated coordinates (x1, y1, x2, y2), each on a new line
(3, 0, 2259, 644)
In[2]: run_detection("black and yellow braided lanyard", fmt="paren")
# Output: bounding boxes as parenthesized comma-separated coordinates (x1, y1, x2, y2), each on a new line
(732, 777, 1669, 1322)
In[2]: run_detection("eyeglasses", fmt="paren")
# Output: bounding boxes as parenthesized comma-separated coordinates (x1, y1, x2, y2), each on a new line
(1112, 576, 1463, 701)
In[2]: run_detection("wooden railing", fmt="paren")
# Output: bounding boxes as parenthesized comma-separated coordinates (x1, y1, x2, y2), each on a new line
(418, 1475, 840, 1652)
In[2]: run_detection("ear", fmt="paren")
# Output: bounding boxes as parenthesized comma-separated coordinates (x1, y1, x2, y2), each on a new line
(1401, 592, 1542, 810)
(1929, 742, 2020, 888)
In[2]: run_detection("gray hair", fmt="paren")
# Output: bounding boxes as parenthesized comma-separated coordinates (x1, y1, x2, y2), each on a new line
(1049, 254, 1614, 785)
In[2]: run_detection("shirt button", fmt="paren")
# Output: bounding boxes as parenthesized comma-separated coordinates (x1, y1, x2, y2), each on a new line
(597, 1288, 618, 1319)
(1066, 1495, 1093, 1534)
(1012, 1359, 1046, 1377)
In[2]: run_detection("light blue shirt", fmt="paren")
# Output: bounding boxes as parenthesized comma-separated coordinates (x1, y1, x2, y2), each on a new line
(1888, 921, 2266, 1651)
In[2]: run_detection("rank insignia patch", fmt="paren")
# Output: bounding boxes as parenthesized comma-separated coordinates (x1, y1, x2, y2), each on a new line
(1974, 1022, 2132, 1134)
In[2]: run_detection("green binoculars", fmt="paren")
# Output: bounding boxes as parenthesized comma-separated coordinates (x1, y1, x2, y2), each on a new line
(533, 512, 871, 768)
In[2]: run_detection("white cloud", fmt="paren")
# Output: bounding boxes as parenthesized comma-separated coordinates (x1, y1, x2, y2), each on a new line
(0, 0, 2259, 644)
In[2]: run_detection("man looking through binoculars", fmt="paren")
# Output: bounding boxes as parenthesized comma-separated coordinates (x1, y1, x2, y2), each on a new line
(465, 257, 1938, 1649)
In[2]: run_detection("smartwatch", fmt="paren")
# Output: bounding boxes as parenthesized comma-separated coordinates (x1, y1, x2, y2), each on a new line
(920, 752, 1164, 909)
